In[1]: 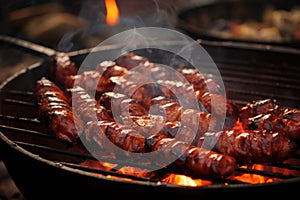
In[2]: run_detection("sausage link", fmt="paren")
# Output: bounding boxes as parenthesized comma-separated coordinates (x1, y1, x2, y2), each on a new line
(199, 129, 298, 165)
(146, 134, 237, 179)
(34, 77, 84, 144)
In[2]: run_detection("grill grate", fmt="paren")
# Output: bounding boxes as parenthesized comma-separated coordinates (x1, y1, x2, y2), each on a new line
(1, 36, 300, 197)
(1, 85, 300, 186)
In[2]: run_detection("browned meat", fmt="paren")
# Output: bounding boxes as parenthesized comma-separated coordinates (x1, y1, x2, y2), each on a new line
(66, 86, 237, 180)
(239, 99, 300, 144)
(116, 52, 223, 94)
(195, 90, 239, 130)
(85, 119, 237, 180)
(178, 68, 222, 94)
(97, 91, 149, 124)
(50, 53, 78, 87)
(146, 134, 237, 179)
(55, 60, 129, 101)
(122, 115, 165, 138)
(150, 95, 184, 122)
(110, 72, 156, 107)
(70, 87, 113, 123)
(199, 129, 298, 165)
(150, 96, 218, 137)
(281, 108, 300, 122)
(180, 108, 218, 138)
(97, 64, 129, 94)
(155, 80, 195, 103)
(121, 110, 214, 146)
(63, 70, 101, 92)
(118, 98, 148, 117)
(239, 98, 278, 121)
(160, 122, 199, 145)
(243, 112, 300, 144)
(116, 52, 149, 70)
(85, 120, 146, 154)
(97, 91, 127, 111)
(34, 77, 84, 144)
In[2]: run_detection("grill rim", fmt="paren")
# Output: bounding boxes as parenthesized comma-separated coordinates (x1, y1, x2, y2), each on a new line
(1, 35, 300, 198)
(176, 0, 300, 49)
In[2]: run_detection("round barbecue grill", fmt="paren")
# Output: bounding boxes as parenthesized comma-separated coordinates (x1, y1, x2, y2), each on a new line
(1, 35, 300, 199)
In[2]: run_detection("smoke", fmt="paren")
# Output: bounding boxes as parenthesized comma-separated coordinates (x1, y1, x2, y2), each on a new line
(57, 0, 179, 51)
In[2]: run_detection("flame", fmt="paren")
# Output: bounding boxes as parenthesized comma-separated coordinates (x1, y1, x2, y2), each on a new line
(232, 118, 245, 132)
(105, 0, 120, 26)
(80, 159, 117, 171)
(233, 164, 277, 184)
(162, 174, 212, 187)
(80, 159, 213, 186)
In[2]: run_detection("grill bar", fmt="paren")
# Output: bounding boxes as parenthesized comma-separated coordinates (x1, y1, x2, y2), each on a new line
(58, 162, 164, 183)
(0, 125, 53, 138)
(0, 35, 56, 58)
(3, 99, 35, 106)
(235, 168, 298, 179)
(0, 114, 40, 124)
(14, 140, 159, 171)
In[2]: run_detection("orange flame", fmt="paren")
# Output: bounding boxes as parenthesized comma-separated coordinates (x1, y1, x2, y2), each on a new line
(105, 0, 120, 26)
(233, 164, 277, 184)
(162, 174, 212, 186)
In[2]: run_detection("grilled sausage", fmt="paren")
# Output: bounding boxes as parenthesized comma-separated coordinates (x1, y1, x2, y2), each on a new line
(62, 64, 129, 97)
(85, 119, 237, 180)
(67, 85, 237, 180)
(50, 53, 78, 87)
(239, 99, 300, 144)
(34, 77, 84, 144)
(178, 68, 222, 94)
(116, 52, 223, 94)
(195, 90, 239, 130)
(116, 52, 149, 70)
(146, 133, 237, 180)
(85, 120, 146, 154)
(199, 129, 298, 165)
(243, 112, 300, 144)
(70, 87, 113, 123)
(239, 98, 279, 121)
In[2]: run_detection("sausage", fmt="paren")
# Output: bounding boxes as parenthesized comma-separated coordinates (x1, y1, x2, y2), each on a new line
(240, 99, 300, 144)
(85, 120, 237, 180)
(239, 98, 278, 121)
(116, 52, 223, 94)
(50, 53, 78, 87)
(146, 133, 237, 180)
(195, 90, 239, 130)
(85, 120, 146, 154)
(178, 68, 222, 94)
(34, 77, 84, 144)
(243, 112, 300, 144)
(70, 87, 113, 123)
(199, 129, 298, 165)
(122, 115, 165, 138)
(68, 86, 237, 180)
(116, 52, 149, 70)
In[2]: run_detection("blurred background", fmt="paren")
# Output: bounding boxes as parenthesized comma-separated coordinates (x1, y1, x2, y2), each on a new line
(0, 0, 181, 52)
